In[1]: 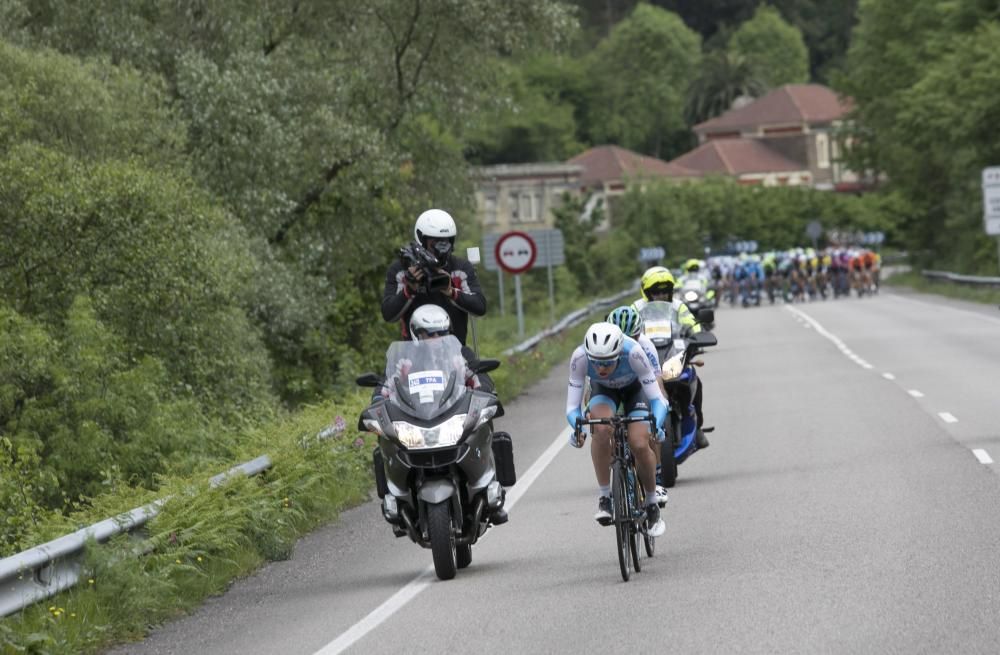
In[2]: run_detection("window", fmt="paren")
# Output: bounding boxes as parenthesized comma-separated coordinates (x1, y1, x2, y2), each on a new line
(483, 194, 497, 225)
(509, 191, 521, 222)
(816, 133, 830, 169)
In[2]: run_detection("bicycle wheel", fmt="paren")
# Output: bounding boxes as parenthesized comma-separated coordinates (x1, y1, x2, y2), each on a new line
(637, 470, 655, 558)
(628, 465, 641, 573)
(612, 461, 631, 582)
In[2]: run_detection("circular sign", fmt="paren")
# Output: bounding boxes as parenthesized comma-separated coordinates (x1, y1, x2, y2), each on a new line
(495, 231, 537, 275)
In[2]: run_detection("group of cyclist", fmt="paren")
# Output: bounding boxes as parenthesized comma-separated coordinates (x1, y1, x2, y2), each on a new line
(565, 266, 711, 538)
(705, 248, 882, 306)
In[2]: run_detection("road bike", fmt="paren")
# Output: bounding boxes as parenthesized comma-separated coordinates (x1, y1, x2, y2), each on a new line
(576, 414, 656, 581)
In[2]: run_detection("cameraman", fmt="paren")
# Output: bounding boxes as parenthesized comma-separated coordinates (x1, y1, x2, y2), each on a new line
(381, 209, 486, 346)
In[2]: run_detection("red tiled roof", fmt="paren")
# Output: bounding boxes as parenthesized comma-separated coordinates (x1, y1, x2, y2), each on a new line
(567, 144, 701, 186)
(694, 84, 852, 134)
(666, 139, 806, 175)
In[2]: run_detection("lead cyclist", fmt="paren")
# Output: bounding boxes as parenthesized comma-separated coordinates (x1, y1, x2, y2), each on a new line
(565, 323, 668, 537)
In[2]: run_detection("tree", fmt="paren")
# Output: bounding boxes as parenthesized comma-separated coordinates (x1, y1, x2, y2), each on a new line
(728, 5, 810, 88)
(583, 3, 702, 159)
(685, 49, 768, 125)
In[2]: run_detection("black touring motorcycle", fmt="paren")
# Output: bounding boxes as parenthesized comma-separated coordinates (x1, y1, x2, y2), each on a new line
(357, 336, 515, 580)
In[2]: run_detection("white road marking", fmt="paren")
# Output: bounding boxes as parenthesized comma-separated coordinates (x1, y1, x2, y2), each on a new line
(908, 390, 924, 398)
(938, 412, 959, 423)
(882, 373, 896, 380)
(314, 427, 571, 655)
(973, 449, 994, 464)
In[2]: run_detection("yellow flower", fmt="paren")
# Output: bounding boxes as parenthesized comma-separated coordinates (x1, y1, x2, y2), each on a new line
(49, 606, 55, 611)
(70, 613, 76, 618)
(175, 559, 181, 564)
(197, 556, 203, 562)
(88, 578, 95, 585)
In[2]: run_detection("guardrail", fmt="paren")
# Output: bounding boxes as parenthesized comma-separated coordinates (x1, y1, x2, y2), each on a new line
(921, 269, 1000, 287)
(1, 291, 635, 617)
(503, 285, 638, 356)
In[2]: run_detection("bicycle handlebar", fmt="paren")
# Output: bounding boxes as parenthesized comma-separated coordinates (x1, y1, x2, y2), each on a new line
(576, 415, 656, 431)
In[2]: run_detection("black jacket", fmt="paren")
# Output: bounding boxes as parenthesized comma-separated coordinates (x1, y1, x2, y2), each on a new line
(381, 254, 486, 346)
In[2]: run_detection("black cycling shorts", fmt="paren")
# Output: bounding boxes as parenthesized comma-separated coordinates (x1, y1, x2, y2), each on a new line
(588, 379, 650, 417)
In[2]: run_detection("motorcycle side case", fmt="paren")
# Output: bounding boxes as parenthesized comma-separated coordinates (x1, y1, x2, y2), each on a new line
(491, 431, 516, 486)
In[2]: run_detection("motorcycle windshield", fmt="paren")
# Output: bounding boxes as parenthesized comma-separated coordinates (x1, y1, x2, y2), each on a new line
(639, 301, 680, 343)
(383, 335, 467, 421)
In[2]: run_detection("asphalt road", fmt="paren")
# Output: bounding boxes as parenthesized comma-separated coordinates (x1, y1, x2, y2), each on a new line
(108, 288, 1000, 655)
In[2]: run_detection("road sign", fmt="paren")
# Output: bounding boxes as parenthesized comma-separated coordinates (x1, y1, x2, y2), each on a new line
(482, 229, 563, 271)
(805, 220, 823, 242)
(494, 231, 537, 275)
(638, 246, 665, 262)
(983, 166, 1000, 236)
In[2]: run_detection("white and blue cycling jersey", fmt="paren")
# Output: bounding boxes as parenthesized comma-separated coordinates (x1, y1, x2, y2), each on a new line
(565, 336, 667, 429)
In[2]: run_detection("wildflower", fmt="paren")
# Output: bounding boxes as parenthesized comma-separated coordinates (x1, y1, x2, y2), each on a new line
(88, 578, 95, 585)
(49, 606, 56, 612)
(197, 556, 203, 562)
(353, 437, 364, 448)
(168, 532, 178, 545)
(70, 613, 76, 618)
(175, 559, 181, 564)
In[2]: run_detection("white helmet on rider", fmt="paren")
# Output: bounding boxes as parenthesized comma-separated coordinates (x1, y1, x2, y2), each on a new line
(414, 209, 457, 265)
(583, 322, 624, 361)
(409, 304, 451, 342)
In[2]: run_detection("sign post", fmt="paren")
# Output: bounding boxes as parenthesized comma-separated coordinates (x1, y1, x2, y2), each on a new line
(465, 247, 481, 355)
(982, 166, 1000, 270)
(494, 231, 537, 338)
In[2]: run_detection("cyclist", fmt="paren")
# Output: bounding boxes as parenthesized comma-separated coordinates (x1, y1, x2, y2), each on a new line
(565, 323, 667, 537)
(632, 266, 710, 450)
(607, 305, 669, 508)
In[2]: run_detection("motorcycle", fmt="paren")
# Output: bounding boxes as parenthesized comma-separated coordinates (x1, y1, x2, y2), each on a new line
(678, 277, 715, 331)
(356, 335, 514, 580)
(638, 301, 718, 488)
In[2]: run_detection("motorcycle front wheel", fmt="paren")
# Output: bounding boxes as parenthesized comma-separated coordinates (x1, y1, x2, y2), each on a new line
(427, 501, 457, 580)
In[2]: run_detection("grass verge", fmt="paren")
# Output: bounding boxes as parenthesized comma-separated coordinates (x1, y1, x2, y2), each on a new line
(884, 271, 1000, 306)
(0, 299, 613, 654)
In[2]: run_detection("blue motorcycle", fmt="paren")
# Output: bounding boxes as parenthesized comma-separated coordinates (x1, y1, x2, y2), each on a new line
(639, 302, 718, 487)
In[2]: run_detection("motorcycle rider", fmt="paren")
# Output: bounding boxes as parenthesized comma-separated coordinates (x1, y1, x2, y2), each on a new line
(565, 323, 667, 537)
(381, 209, 486, 346)
(631, 266, 710, 451)
(606, 305, 669, 508)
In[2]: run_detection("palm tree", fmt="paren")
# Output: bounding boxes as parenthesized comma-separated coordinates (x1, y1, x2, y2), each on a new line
(685, 49, 769, 125)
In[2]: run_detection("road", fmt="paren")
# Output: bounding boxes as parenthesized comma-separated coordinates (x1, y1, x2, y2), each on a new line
(109, 288, 1000, 655)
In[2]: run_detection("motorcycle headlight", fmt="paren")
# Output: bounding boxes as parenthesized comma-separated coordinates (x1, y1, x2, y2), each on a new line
(393, 414, 467, 449)
(662, 353, 685, 381)
(362, 418, 384, 436)
(684, 290, 699, 302)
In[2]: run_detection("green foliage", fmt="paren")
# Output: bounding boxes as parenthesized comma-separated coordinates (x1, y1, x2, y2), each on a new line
(583, 4, 702, 159)
(728, 5, 809, 88)
(0, 144, 274, 420)
(838, 0, 1000, 273)
(685, 49, 768, 125)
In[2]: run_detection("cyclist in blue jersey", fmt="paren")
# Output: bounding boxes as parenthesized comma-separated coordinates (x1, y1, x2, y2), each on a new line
(565, 323, 668, 536)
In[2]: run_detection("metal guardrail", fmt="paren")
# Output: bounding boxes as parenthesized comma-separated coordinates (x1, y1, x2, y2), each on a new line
(503, 285, 638, 356)
(922, 269, 1000, 287)
(0, 456, 273, 617)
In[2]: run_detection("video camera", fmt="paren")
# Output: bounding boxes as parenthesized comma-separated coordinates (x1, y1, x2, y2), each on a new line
(399, 241, 451, 294)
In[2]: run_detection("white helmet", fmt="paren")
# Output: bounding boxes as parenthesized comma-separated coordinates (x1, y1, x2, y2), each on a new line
(414, 208, 457, 242)
(409, 304, 451, 342)
(583, 322, 624, 361)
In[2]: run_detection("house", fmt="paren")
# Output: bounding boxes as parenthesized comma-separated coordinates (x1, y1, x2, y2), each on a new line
(668, 84, 865, 190)
(566, 144, 701, 226)
(473, 162, 582, 234)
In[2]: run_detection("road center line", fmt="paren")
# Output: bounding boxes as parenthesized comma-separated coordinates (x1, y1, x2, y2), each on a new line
(938, 412, 959, 423)
(973, 449, 994, 464)
(882, 373, 895, 380)
(908, 390, 924, 398)
(314, 427, 570, 655)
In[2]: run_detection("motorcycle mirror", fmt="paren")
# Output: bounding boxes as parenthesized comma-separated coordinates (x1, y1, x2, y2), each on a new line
(355, 372, 383, 387)
(471, 358, 500, 374)
(466, 247, 481, 265)
(696, 308, 715, 325)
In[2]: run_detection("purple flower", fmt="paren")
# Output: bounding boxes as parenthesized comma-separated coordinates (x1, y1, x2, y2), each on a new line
(353, 437, 365, 449)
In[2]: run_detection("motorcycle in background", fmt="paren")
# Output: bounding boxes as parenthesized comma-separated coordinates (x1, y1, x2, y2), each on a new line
(678, 277, 715, 331)
(356, 336, 515, 580)
(638, 301, 718, 488)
